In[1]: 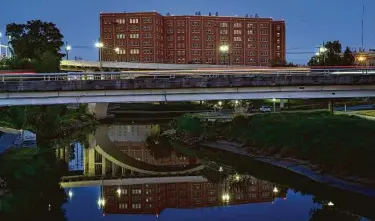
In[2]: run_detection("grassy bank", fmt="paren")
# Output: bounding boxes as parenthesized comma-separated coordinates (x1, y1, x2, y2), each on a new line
(173, 112, 375, 179)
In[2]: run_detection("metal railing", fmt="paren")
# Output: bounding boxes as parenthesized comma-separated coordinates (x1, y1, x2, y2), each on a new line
(1, 68, 375, 83)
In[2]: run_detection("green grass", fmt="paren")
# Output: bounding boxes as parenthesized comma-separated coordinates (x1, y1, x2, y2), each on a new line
(175, 112, 375, 178)
(354, 110, 375, 117)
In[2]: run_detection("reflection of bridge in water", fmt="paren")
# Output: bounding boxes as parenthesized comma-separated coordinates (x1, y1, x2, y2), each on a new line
(58, 124, 204, 183)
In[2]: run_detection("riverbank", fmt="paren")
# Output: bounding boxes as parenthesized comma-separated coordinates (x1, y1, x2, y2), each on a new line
(171, 112, 375, 188)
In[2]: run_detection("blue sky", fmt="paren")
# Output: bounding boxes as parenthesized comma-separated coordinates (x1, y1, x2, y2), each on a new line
(1, 0, 374, 64)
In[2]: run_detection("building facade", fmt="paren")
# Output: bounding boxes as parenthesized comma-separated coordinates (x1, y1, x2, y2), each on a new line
(100, 12, 286, 66)
(102, 176, 283, 215)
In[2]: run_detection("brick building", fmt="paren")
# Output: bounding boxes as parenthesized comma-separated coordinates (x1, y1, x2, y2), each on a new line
(100, 11, 285, 66)
(102, 177, 284, 215)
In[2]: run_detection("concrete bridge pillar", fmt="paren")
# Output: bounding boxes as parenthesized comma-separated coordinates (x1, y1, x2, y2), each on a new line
(280, 99, 285, 109)
(87, 103, 109, 119)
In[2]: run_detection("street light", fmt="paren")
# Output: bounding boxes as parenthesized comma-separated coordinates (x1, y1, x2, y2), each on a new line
(273, 186, 279, 193)
(95, 41, 104, 69)
(272, 98, 276, 113)
(65, 43, 71, 60)
(220, 44, 230, 65)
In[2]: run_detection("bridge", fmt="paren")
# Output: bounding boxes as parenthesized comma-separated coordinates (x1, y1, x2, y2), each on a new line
(60, 59, 276, 71)
(1, 70, 375, 118)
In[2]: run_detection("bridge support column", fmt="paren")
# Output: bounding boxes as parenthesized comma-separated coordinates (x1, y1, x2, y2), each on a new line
(87, 103, 109, 119)
(328, 101, 334, 113)
(280, 99, 285, 109)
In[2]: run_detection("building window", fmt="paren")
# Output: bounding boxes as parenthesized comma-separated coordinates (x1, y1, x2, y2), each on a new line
(192, 29, 200, 34)
(129, 34, 139, 39)
(143, 26, 152, 31)
(131, 189, 142, 194)
(234, 36, 242, 41)
(167, 36, 173, 41)
(119, 203, 128, 210)
(132, 204, 141, 209)
(177, 20, 185, 26)
(177, 29, 185, 33)
(261, 58, 269, 63)
(143, 17, 152, 23)
(234, 22, 242, 28)
(206, 29, 213, 34)
(191, 21, 200, 26)
(260, 30, 268, 35)
(167, 29, 173, 34)
(129, 25, 139, 31)
(277, 45, 281, 50)
(276, 25, 281, 31)
(130, 49, 140, 54)
(206, 35, 214, 41)
(144, 49, 153, 54)
(248, 37, 256, 42)
(220, 22, 228, 27)
(144, 57, 153, 62)
(116, 34, 126, 39)
(248, 58, 256, 63)
(260, 44, 268, 49)
(234, 30, 242, 35)
(247, 30, 255, 35)
(220, 36, 228, 41)
(129, 18, 139, 24)
(233, 43, 242, 48)
(247, 23, 255, 28)
(277, 39, 280, 44)
(260, 51, 269, 56)
(116, 18, 126, 24)
(177, 35, 185, 41)
(144, 33, 152, 38)
(192, 51, 200, 55)
(260, 23, 268, 28)
(143, 41, 152, 46)
(192, 35, 200, 40)
(220, 29, 228, 34)
(248, 51, 255, 56)
(103, 19, 112, 25)
(276, 32, 281, 37)
(118, 48, 126, 54)
(129, 41, 139, 46)
(248, 44, 256, 48)
(192, 43, 200, 48)
(260, 37, 268, 42)
(276, 52, 281, 57)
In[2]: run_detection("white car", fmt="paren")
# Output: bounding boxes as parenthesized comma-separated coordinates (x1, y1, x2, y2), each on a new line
(260, 106, 272, 112)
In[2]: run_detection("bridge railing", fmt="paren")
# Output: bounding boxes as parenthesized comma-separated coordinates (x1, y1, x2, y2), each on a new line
(1, 73, 375, 92)
(1, 68, 375, 83)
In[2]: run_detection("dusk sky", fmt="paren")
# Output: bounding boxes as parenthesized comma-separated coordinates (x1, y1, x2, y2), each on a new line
(1, 0, 374, 64)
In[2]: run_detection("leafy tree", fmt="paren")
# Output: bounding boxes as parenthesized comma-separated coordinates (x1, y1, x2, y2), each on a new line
(308, 41, 355, 66)
(6, 20, 64, 72)
(342, 47, 355, 66)
(270, 59, 299, 67)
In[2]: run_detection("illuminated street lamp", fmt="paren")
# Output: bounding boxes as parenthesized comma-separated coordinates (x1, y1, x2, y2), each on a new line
(327, 201, 334, 206)
(68, 189, 73, 199)
(220, 44, 230, 65)
(116, 187, 122, 196)
(273, 186, 279, 193)
(114, 47, 120, 53)
(65, 42, 71, 60)
(97, 197, 106, 208)
(95, 40, 104, 68)
(272, 98, 276, 113)
(222, 193, 230, 202)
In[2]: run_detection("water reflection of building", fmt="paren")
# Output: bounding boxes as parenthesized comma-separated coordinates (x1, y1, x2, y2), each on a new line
(58, 124, 203, 177)
(109, 124, 197, 166)
(102, 177, 284, 215)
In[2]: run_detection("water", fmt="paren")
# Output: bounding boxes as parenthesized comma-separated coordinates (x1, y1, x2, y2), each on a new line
(1, 120, 374, 220)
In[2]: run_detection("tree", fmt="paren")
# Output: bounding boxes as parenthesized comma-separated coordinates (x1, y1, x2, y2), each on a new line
(308, 40, 355, 67)
(270, 59, 299, 67)
(342, 46, 355, 66)
(6, 20, 64, 72)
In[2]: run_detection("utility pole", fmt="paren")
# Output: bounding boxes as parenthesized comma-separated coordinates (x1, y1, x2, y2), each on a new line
(361, 4, 365, 52)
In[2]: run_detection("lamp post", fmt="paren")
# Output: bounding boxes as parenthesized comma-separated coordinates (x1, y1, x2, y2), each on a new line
(114, 47, 120, 61)
(220, 44, 230, 65)
(95, 41, 104, 69)
(272, 98, 276, 113)
(65, 42, 71, 60)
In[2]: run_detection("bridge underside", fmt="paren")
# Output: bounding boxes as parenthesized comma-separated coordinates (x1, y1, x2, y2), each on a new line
(1, 86, 375, 107)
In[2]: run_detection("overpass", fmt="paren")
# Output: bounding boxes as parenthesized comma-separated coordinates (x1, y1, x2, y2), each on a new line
(60, 59, 275, 71)
(1, 71, 375, 118)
